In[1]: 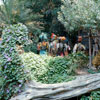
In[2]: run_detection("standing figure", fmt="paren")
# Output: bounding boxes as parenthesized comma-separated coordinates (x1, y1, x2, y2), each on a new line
(40, 39, 49, 55)
(73, 36, 86, 53)
(56, 38, 63, 56)
(63, 39, 71, 56)
(49, 33, 57, 56)
(56, 36, 66, 57)
(38, 32, 49, 55)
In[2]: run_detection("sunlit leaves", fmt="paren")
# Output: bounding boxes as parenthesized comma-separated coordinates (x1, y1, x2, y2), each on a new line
(58, 0, 100, 32)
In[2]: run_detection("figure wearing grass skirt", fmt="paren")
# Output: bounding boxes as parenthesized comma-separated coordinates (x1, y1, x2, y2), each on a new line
(38, 32, 49, 55)
(40, 40, 49, 55)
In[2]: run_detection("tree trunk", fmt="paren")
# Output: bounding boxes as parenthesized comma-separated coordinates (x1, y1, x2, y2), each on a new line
(10, 73, 100, 100)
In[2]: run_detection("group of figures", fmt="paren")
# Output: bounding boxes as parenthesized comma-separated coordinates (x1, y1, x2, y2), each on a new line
(37, 33, 86, 57)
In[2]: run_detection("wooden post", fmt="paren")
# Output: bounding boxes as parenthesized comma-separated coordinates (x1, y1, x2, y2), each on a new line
(88, 32, 92, 68)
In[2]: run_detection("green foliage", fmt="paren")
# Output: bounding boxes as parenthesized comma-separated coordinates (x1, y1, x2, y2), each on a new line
(23, 42, 37, 53)
(81, 90, 100, 100)
(40, 57, 75, 84)
(43, 0, 62, 34)
(0, 0, 27, 24)
(0, 0, 43, 34)
(0, 68, 3, 87)
(26, 0, 63, 34)
(21, 52, 87, 84)
(20, 53, 52, 82)
(58, 0, 100, 32)
(0, 0, 63, 35)
(88, 69, 100, 74)
(0, 23, 29, 100)
(65, 52, 88, 74)
(24, 35, 39, 53)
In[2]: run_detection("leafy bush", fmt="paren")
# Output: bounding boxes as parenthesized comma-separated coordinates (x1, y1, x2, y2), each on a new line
(37, 56, 76, 84)
(0, 23, 29, 100)
(20, 53, 52, 82)
(66, 52, 88, 74)
(0, 68, 3, 87)
(21, 51, 87, 84)
(23, 42, 37, 53)
(81, 90, 100, 100)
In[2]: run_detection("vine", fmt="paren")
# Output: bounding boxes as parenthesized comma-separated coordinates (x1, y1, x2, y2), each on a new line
(0, 23, 29, 100)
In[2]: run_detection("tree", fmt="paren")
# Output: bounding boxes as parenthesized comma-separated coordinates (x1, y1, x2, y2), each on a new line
(0, 0, 43, 32)
(58, 0, 100, 33)
(58, 0, 100, 68)
(0, 0, 28, 24)
(26, 0, 64, 35)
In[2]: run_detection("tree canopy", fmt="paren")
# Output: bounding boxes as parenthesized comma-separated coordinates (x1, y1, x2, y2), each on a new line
(58, 0, 100, 33)
(25, 0, 63, 35)
(0, 0, 64, 35)
(0, 0, 43, 33)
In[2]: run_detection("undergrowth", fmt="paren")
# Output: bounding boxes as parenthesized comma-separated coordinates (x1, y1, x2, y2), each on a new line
(81, 90, 100, 100)
(21, 51, 88, 84)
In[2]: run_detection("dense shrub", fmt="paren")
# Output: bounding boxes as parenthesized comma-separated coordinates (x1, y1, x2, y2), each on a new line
(66, 52, 88, 74)
(21, 51, 88, 84)
(20, 53, 52, 81)
(23, 42, 37, 53)
(0, 23, 29, 100)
